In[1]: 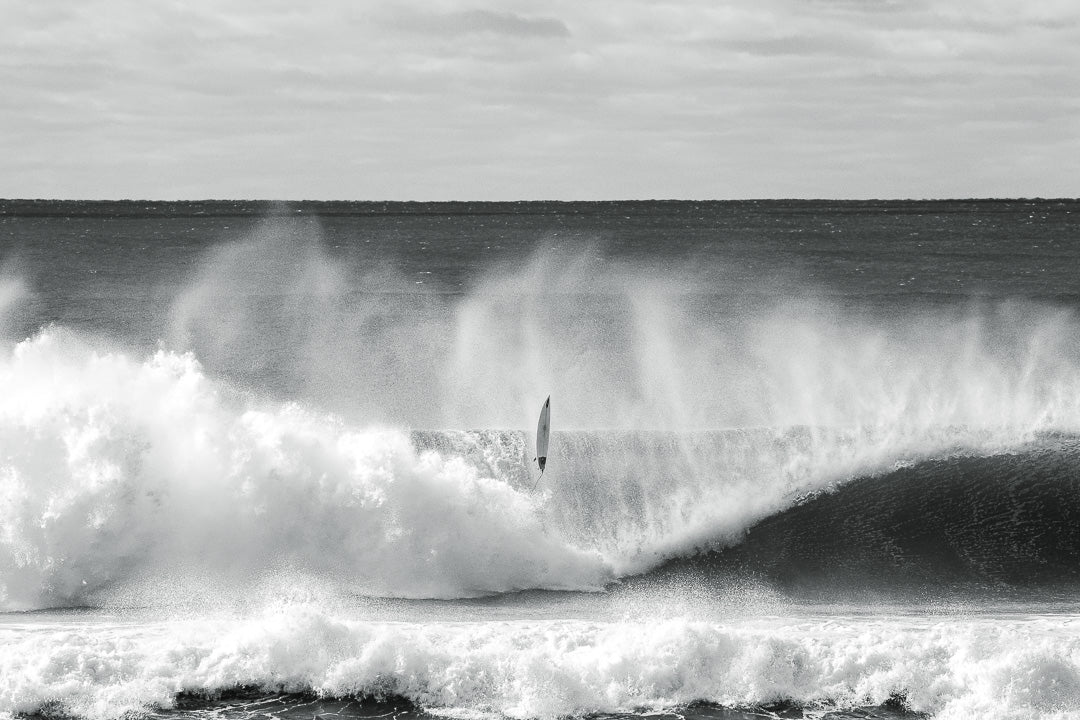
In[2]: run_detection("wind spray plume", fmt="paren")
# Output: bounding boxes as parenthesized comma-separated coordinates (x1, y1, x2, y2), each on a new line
(0, 260, 30, 345)
(446, 242, 741, 430)
(162, 222, 1080, 442)
(166, 231, 768, 430)
(166, 217, 450, 424)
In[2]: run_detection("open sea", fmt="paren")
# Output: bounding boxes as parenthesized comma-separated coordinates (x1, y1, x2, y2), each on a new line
(2, 199, 1080, 720)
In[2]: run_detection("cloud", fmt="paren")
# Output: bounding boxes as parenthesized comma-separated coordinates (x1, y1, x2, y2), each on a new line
(1, 0, 1078, 199)
(721, 34, 877, 58)
(444, 10, 571, 38)
(387, 7, 570, 40)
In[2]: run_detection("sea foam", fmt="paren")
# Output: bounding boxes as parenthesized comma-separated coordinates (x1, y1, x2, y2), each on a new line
(2, 607, 1080, 720)
(0, 328, 609, 610)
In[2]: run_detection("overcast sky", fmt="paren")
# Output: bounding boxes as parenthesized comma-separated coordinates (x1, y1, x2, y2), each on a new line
(2, 0, 1078, 200)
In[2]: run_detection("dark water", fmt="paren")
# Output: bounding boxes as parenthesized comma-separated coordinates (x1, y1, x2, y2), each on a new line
(137, 689, 923, 720)
(657, 436, 1080, 598)
(2, 199, 1080, 719)
(4, 198, 1080, 336)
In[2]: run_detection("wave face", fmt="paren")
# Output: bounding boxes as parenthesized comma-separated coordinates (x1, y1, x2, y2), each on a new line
(412, 426, 1068, 581)
(657, 442, 1080, 596)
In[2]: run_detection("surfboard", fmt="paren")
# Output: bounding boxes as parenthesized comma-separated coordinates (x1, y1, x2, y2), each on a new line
(535, 396, 550, 474)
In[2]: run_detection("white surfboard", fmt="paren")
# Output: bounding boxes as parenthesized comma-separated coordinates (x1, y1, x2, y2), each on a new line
(535, 396, 550, 475)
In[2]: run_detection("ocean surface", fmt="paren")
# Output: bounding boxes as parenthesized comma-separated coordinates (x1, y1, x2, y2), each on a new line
(2, 199, 1080, 720)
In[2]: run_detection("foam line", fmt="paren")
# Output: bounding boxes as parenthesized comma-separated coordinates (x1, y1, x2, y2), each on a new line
(3, 608, 1079, 720)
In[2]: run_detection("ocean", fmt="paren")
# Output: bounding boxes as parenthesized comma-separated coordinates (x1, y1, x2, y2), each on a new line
(2, 199, 1080, 720)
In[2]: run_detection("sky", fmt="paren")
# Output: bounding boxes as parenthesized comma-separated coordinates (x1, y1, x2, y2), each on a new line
(2, 0, 1078, 200)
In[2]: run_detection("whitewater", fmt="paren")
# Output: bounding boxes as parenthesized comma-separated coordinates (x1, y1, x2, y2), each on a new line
(2, 199, 1080, 720)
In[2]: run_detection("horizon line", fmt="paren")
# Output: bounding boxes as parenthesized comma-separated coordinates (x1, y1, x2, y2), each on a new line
(2, 196, 1077, 204)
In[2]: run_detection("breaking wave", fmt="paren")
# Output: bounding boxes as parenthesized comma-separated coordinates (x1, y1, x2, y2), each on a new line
(3, 324, 1080, 611)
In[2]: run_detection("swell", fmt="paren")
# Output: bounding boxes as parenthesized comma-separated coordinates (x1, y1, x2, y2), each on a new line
(652, 441, 1080, 596)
